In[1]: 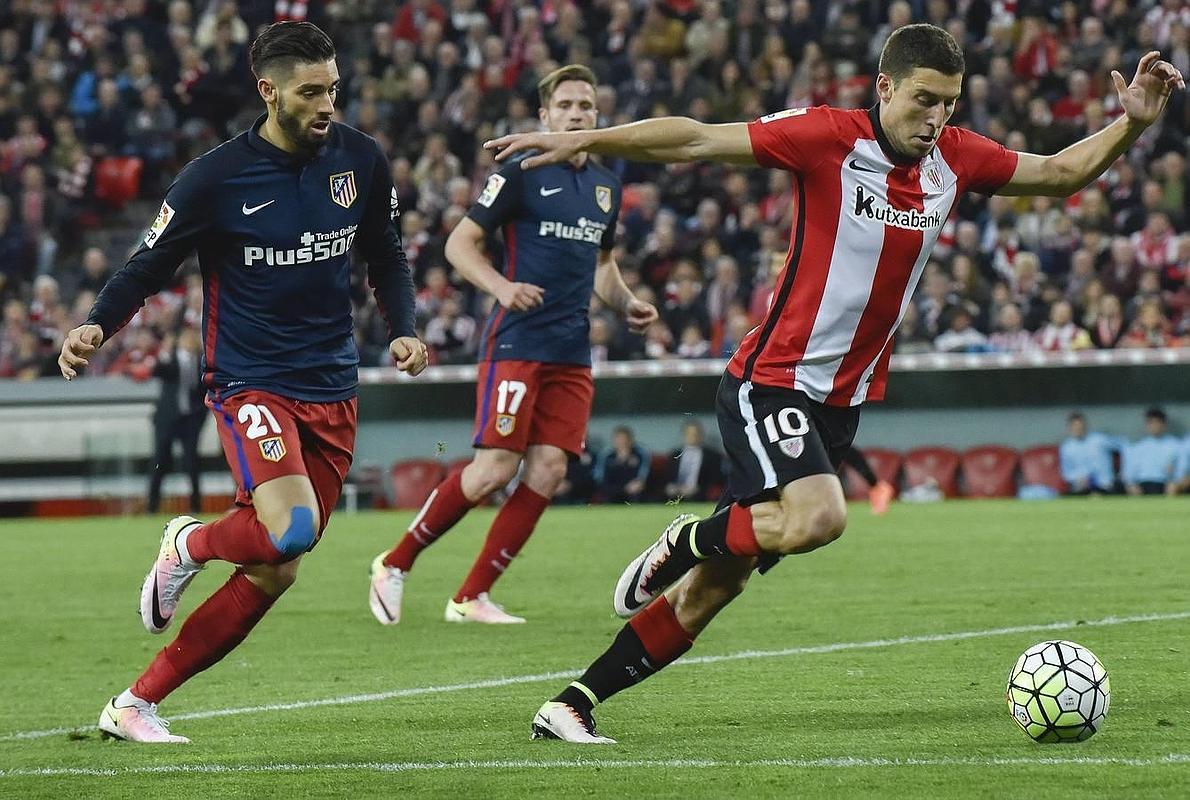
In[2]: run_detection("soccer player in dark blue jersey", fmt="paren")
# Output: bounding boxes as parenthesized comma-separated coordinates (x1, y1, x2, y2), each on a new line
(58, 22, 427, 743)
(370, 65, 658, 626)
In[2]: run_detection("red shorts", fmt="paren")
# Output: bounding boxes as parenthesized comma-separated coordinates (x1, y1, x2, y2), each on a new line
(472, 360, 593, 455)
(208, 390, 357, 531)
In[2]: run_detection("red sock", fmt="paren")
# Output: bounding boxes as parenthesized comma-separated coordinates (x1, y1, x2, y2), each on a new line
(132, 571, 275, 703)
(384, 468, 476, 571)
(725, 504, 761, 556)
(186, 506, 283, 565)
(628, 596, 694, 667)
(453, 484, 549, 602)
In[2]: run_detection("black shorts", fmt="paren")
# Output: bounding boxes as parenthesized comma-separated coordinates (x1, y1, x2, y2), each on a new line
(715, 371, 861, 573)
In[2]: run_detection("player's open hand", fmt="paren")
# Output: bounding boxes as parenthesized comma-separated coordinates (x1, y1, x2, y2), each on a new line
(58, 324, 104, 381)
(624, 298, 659, 334)
(484, 131, 584, 169)
(496, 280, 545, 311)
(1113, 51, 1185, 127)
(390, 336, 429, 376)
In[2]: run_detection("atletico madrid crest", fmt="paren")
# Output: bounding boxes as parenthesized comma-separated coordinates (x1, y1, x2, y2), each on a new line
(595, 185, 612, 213)
(260, 436, 287, 462)
(496, 414, 516, 437)
(329, 171, 357, 209)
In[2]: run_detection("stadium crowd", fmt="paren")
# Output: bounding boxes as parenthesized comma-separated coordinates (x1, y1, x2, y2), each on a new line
(0, 0, 1187, 379)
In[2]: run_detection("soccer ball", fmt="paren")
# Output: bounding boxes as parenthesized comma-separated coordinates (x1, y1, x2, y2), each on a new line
(1006, 640, 1110, 743)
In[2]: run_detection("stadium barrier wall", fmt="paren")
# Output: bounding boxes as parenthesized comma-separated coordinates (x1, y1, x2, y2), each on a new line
(1, 350, 1188, 510)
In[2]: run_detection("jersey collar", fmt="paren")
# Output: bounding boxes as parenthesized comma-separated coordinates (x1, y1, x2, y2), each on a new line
(868, 104, 920, 167)
(247, 114, 328, 166)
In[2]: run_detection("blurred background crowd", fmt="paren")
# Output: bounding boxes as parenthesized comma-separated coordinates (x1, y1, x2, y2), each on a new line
(0, 0, 1187, 380)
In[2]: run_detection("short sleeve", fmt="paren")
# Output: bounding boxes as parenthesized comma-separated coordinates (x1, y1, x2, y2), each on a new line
(600, 184, 621, 250)
(746, 105, 838, 173)
(466, 160, 524, 232)
(946, 127, 1019, 195)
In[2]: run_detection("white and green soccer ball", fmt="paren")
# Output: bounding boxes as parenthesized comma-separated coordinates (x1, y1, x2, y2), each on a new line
(1006, 640, 1110, 743)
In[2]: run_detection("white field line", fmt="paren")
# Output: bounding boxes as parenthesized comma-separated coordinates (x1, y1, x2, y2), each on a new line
(3, 755, 1190, 779)
(2, 609, 1187, 744)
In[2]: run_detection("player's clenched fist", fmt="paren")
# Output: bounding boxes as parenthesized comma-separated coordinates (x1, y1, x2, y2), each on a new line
(390, 336, 429, 376)
(58, 323, 104, 381)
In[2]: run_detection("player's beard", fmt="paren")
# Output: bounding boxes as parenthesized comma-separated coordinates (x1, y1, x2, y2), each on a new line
(275, 95, 318, 153)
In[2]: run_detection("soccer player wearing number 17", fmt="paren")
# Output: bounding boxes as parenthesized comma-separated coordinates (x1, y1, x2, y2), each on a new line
(369, 65, 658, 626)
(57, 22, 428, 743)
(487, 25, 1184, 743)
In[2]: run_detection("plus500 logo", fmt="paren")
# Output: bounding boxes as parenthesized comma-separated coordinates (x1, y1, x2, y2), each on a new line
(243, 228, 356, 267)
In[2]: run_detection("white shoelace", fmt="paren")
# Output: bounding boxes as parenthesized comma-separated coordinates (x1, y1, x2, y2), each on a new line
(141, 703, 172, 732)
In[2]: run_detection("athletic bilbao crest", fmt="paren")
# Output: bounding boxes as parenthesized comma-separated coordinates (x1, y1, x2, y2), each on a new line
(259, 436, 287, 462)
(924, 164, 943, 192)
(329, 171, 357, 209)
(777, 436, 805, 459)
(496, 414, 515, 437)
(595, 185, 612, 213)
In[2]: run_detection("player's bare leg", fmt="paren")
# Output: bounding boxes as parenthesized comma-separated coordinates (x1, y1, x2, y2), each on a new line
(533, 556, 753, 743)
(111, 476, 317, 742)
(615, 475, 846, 616)
(372, 448, 522, 624)
(448, 444, 567, 623)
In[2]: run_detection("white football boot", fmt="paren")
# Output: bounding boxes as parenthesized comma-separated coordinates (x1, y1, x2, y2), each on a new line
(140, 515, 204, 634)
(98, 695, 190, 743)
(613, 513, 698, 618)
(531, 701, 615, 744)
(369, 552, 406, 625)
(444, 593, 525, 624)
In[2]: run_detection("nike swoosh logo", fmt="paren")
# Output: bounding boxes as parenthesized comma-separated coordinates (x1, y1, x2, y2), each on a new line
(242, 200, 276, 215)
(848, 158, 880, 173)
(539, 186, 563, 197)
(150, 580, 169, 630)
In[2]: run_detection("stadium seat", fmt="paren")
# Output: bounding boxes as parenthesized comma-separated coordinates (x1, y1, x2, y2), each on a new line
(644, 451, 674, 502)
(389, 459, 446, 509)
(842, 448, 902, 500)
(961, 446, 1019, 498)
(902, 447, 961, 498)
(1020, 445, 1066, 494)
(93, 156, 143, 208)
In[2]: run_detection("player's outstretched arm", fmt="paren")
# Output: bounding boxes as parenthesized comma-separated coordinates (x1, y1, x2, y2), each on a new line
(999, 51, 1184, 197)
(485, 118, 757, 170)
(594, 249, 657, 333)
(58, 324, 104, 381)
(445, 217, 544, 311)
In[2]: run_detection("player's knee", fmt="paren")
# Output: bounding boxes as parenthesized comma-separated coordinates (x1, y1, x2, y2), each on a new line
(244, 560, 300, 596)
(465, 459, 520, 499)
(780, 500, 847, 553)
(523, 453, 568, 496)
(268, 506, 319, 562)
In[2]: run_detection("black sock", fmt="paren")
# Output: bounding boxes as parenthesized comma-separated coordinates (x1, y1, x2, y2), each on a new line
(646, 507, 734, 591)
(553, 625, 658, 711)
(842, 447, 877, 485)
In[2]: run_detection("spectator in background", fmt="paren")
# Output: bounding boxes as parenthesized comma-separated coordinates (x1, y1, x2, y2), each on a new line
(1034, 300, 1092, 351)
(1123, 407, 1183, 496)
(1120, 300, 1184, 348)
(663, 419, 723, 502)
(594, 425, 650, 503)
(1089, 293, 1127, 349)
(554, 442, 595, 506)
(423, 294, 476, 364)
(988, 303, 1036, 353)
(934, 307, 988, 353)
(0, 194, 29, 298)
(1060, 412, 1120, 494)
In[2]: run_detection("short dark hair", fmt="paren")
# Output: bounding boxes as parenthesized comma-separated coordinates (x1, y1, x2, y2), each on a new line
(249, 21, 336, 80)
(1145, 407, 1167, 423)
(537, 64, 597, 108)
(878, 23, 965, 82)
(1067, 412, 1086, 423)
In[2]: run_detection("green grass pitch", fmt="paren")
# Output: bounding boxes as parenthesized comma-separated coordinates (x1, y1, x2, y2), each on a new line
(1, 498, 1188, 798)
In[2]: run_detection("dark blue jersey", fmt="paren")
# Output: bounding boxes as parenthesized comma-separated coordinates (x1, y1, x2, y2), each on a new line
(467, 156, 621, 366)
(87, 115, 415, 402)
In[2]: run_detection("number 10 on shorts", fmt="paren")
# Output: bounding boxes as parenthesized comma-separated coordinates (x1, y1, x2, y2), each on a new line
(495, 380, 526, 437)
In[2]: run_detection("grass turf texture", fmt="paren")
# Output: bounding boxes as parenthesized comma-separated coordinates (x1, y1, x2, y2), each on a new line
(1, 499, 1188, 798)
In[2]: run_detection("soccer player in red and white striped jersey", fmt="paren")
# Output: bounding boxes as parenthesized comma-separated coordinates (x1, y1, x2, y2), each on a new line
(488, 24, 1183, 743)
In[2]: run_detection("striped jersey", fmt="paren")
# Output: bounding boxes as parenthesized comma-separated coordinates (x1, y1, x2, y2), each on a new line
(729, 105, 1018, 406)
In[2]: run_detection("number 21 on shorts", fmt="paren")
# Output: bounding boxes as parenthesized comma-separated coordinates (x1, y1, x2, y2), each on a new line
(494, 380, 526, 437)
(238, 402, 288, 462)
